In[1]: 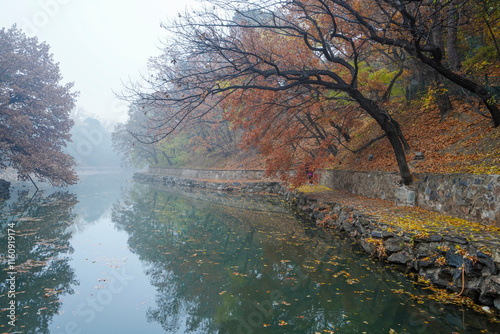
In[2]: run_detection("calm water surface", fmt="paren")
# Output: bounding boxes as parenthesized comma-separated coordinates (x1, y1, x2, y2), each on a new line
(1, 172, 498, 333)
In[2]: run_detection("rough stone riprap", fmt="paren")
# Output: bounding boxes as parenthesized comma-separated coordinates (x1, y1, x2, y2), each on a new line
(287, 190, 500, 314)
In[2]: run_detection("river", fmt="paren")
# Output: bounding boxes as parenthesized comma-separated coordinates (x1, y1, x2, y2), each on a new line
(0, 172, 498, 333)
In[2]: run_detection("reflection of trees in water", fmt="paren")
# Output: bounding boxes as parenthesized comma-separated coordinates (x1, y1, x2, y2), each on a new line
(112, 185, 344, 333)
(112, 186, 224, 333)
(70, 172, 129, 222)
(0, 191, 78, 334)
(112, 185, 497, 334)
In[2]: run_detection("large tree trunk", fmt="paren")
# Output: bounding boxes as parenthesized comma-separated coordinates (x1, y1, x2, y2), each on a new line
(435, 89, 453, 120)
(432, 20, 445, 58)
(348, 88, 413, 185)
(430, 22, 453, 119)
(384, 123, 412, 185)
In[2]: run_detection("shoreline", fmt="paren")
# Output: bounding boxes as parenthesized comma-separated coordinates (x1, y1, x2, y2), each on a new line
(133, 170, 500, 318)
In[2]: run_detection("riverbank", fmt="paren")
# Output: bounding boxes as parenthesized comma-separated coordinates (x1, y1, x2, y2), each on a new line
(133, 172, 282, 193)
(289, 186, 500, 317)
(133, 170, 500, 318)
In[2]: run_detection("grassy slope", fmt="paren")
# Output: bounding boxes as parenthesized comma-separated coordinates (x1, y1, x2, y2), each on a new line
(181, 148, 267, 170)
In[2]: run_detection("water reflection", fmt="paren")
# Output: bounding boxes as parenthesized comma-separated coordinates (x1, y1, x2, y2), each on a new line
(68, 171, 131, 224)
(1, 176, 498, 333)
(112, 184, 497, 333)
(0, 191, 78, 334)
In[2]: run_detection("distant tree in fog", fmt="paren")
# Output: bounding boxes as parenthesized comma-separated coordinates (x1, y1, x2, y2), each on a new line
(0, 25, 78, 187)
(112, 102, 165, 168)
(66, 110, 122, 168)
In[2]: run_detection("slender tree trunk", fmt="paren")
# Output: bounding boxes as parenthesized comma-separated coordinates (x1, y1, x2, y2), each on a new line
(27, 174, 39, 191)
(483, 16, 500, 61)
(351, 134, 386, 153)
(381, 67, 403, 102)
(432, 71, 453, 120)
(348, 88, 413, 185)
(152, 144, 159, 164)
(415, 52, 500, 127)
(161, 151, 173, 165)
(447, 0, 461, 71)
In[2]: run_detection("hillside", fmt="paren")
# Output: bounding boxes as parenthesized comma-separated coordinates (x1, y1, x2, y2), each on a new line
(336, 99, 500, 176)
(176, 98, 500, 179)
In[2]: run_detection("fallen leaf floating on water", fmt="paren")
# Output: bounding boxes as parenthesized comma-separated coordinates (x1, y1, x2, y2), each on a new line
(332, 270, 350, 278)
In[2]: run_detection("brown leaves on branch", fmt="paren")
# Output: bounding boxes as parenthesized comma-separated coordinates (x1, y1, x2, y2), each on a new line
(119, 0, 499, 185)
(0, 26, 78, 186)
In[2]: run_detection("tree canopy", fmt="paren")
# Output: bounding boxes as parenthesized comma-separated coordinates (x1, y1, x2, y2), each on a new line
(0, 25, 78, 187)
(119, 0, 500, 185)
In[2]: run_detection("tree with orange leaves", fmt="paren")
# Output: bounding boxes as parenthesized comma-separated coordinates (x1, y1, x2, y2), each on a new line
(124, 0, 413, 184)
(223, 84, 362, 184)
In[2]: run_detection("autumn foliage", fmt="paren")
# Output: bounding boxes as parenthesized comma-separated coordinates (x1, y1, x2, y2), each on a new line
(0, 26, 78, 186)
(337, 98, 500, 176)
(118, 0, 500, 185)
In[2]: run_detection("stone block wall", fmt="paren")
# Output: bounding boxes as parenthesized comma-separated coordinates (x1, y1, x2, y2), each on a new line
(319, 170, 401, 201)
(148, 167, 273, 181)
(135, 172, 282, 194)
(319, 170, 500, 226)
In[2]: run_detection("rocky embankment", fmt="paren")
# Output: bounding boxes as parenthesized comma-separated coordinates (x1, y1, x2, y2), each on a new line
(134, 171, 500, 315)
(288, 191, 500, 314)
(133, 172, 282, 193)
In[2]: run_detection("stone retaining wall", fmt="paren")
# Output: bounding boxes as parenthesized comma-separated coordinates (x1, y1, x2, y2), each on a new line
(148, 167, 273, 181)
(319, 170, 500, 226)
(134, 172, 282, 193)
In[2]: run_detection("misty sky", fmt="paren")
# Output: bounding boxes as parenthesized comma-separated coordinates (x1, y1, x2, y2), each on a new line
(0, 0, 196, 124)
